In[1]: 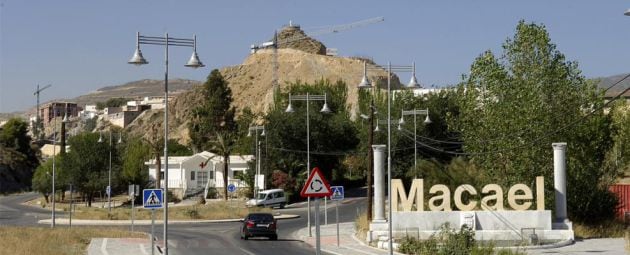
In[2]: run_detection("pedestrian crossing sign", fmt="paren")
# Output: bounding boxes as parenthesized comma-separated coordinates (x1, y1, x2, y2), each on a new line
(330, 186, 344, 201)
(143, 189, 163, 209)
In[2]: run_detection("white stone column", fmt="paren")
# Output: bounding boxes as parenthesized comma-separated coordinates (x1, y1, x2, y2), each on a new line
(553, 142, 568, 223)
(373, 144, 386, 223)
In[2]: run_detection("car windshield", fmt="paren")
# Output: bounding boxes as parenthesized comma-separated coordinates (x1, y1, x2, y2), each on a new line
(248, 214, 274, 222)
(257, 193, 267, 200)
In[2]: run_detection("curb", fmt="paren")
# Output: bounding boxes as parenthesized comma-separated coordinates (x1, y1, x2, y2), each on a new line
(38, 214, 300, 226)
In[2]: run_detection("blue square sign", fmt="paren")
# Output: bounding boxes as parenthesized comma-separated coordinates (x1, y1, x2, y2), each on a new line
(330, 186, 344, 201)
(143, 189, 163, 209)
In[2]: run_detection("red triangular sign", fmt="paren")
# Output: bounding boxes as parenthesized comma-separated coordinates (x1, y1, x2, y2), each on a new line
(300, 167, 332, 198)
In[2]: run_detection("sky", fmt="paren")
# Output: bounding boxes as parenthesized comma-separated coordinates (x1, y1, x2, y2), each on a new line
(1, 0, 630, 113)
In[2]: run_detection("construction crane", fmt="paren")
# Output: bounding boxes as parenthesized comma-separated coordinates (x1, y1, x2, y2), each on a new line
(250, 16, 385, 99)
(33, 84, 52, 140)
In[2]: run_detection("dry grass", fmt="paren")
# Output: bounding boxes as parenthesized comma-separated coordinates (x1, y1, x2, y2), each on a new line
(354, 211, 370, 242)
(574, 221, 628, 239)
(70, 200, 271, 220)
(0, 226, 144, 255)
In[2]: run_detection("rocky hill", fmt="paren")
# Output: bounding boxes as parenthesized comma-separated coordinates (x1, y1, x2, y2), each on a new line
(71, 78, 201, 106)
(126, 26, 398, 145)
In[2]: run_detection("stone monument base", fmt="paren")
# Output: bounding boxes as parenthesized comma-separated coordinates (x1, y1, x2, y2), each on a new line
(367, 211, 574, 245)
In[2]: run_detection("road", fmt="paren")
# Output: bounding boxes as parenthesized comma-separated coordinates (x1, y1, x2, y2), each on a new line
(0, 190, 367, 255)
(0, 192, 57, 226)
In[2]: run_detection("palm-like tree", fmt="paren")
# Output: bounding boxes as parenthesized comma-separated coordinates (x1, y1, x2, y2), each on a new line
(208, 131, 237, 200)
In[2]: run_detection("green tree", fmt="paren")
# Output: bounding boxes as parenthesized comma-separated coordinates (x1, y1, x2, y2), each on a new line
(452, 21, 614, 222)
(32, 159, 54, 202)
(0, 118, 38, 163)
(121, 137, 150, 188)
(264, 80, 359, 196)
(189, 69, 238, 200)
(61, 132, 117, 206)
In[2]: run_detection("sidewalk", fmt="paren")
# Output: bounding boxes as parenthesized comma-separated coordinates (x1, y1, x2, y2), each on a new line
(87, 238, 155, 255)
(294, 222, 404, 255)
(295, 222, 629, 255)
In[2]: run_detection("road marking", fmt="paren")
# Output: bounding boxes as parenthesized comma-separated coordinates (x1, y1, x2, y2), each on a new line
(100, 238, 109, 255)
(238, 247, 256, 255)
(139, 244, 148, 255)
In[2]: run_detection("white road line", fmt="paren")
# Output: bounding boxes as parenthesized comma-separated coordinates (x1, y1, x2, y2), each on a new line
(100, 238, 109, 255)
(325, 246, 380, 255)
(139, 244, 149, 255)
(238, 247, 256, 255)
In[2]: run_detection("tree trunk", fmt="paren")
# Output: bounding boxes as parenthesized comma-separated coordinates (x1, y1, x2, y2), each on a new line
(87, 192, 93, 207)
(44, 194, 49, 204)
(155, 152, 161, 189)
(223, 154, 229, 201)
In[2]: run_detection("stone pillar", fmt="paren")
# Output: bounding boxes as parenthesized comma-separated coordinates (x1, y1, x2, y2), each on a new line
(552, 142, 568, 223)
(372, 145, 386, 223)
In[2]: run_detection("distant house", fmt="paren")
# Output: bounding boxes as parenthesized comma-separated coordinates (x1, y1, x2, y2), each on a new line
(145, 151, 254, 199)
(39, 102, 79, 126)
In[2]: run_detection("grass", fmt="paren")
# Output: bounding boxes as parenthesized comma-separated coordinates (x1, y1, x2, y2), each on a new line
(0, 226, 144, 255)
(28, 195, 271, 221)
(69, 200, 271, 220)
(573, 220, 628, 239)
(354, 211, 370, 243)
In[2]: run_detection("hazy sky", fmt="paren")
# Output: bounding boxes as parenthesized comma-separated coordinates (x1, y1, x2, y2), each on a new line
(2, 1, 630, 113)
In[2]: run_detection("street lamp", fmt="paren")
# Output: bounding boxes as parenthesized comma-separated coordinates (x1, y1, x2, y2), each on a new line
(50, 109, 59, 228)
(247, 125, 265, 199)
(398, 109, 431, 178)
(358, 61, 421, 255)
(98, 131, 122, 213)
(129, 32, 204, 255)
(285, 92, 331, 240)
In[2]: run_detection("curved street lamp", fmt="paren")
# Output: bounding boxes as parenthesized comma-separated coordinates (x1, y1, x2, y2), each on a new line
(128, 32, 204, 255)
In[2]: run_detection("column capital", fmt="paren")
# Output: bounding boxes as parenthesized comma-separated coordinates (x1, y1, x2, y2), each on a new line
(372, 144, 386, 152)
(552, 142, 567, 150)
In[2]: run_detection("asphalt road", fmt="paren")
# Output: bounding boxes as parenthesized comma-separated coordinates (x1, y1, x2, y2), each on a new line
(0, 189, 367, 255)
(0, 192, 57, 226)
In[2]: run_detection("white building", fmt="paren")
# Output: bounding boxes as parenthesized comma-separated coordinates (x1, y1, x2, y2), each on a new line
(145, 151, 254, 199)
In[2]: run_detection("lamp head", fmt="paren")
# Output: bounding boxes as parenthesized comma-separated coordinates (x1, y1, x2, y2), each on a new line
(247, 130, 252, 137)
(285, 103, 294, 113)
(320, 103, 331, 113)
(128, 48, 148, 66)
(185, 51, 205, 68)
(625, 8, 630, 16)
(97, 132, 103, 143)
(374, 125, 380, 132)
(397, 124, 402, 131)
(260, 129, 265, 136)
(423, 114, 432, 124)
(398, 116, 405, 125)
(358, 61, 372, 89)
(407, 74, 421, 89)
(117, 134, 123, 144)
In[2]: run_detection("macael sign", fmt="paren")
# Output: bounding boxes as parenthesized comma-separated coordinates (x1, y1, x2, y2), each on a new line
(391, 176, 545, 212)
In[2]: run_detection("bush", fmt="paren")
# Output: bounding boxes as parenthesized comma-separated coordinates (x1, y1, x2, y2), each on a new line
(183, 206, 200, 219)
(206, 188, 217, 199)
(397, 223, 526, 255)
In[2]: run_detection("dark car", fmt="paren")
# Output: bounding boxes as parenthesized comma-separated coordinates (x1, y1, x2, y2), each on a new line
(240, 213, 278, 240)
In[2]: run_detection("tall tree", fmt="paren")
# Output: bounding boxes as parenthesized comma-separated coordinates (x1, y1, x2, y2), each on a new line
(121, 137, 150, 189)
(453, 21, 614, 221)
(61, 132, 115, 206)
(189, 69, 238, 200)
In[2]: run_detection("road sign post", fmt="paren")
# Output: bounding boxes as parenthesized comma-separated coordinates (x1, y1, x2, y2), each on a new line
(330, 186, 344, 247)
(300, 167, 333, 255)
(143, 188, 163, 255)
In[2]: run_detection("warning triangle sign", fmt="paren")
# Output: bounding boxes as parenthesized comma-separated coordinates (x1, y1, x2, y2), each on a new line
(300, 167, 332, 198)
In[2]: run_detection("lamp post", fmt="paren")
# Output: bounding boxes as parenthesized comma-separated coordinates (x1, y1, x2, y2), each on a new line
(398, 109, 431, 178)
(98, 131, 122, 213)
(285, 93, 331, 239)
(51, 109, 58, 228)
(247, 125, 265, 199)
(358, 61, 421, 255)
(128, 32, 204, 255)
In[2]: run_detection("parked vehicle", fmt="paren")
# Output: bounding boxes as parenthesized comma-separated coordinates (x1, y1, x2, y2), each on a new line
(245, 189, 286, 208)
(240, 213, 278, 240)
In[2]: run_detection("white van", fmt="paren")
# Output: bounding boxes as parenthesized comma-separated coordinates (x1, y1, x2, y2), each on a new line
(246, 189, 287, 208)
